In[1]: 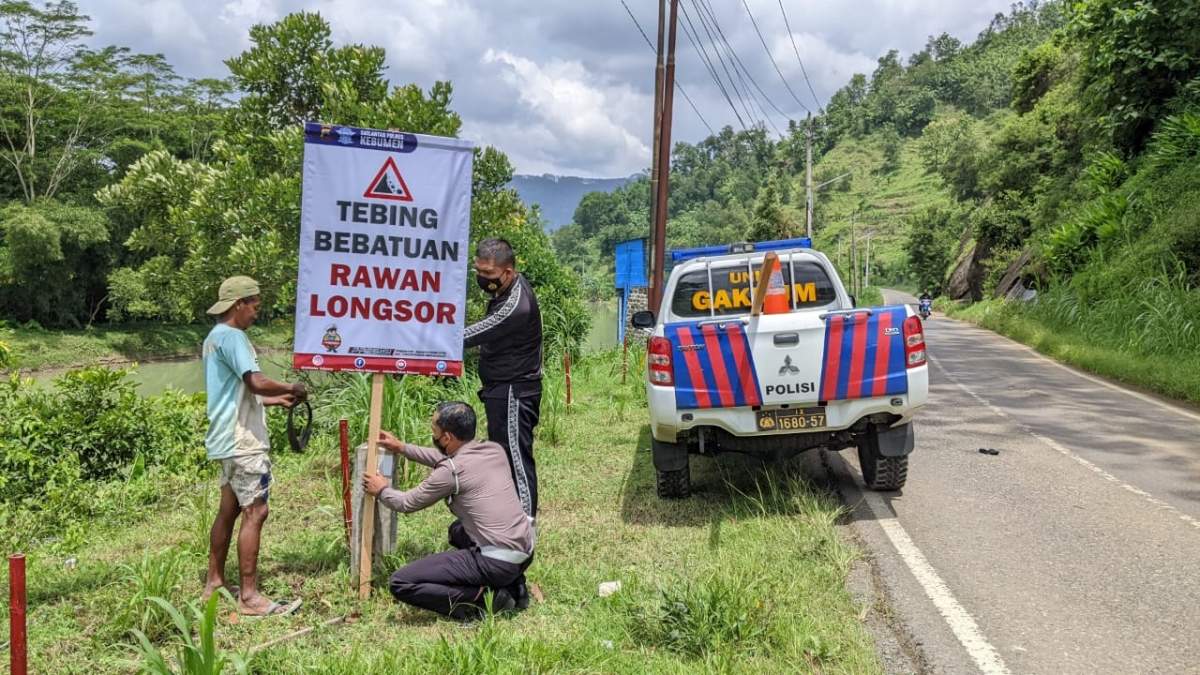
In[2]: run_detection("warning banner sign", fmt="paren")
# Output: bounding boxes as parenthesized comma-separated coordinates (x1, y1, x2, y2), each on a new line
(294, 123, 474, 376)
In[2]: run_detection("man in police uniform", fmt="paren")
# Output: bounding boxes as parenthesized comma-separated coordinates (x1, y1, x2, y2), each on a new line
(464, 238, 542, 609)
(465, 239, 543, 520)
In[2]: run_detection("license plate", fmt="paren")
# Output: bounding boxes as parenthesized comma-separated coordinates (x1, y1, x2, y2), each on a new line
(756, 407, 826, 431)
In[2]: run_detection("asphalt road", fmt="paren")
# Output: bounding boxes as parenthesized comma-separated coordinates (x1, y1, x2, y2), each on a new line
(818, 289, 1200, 674)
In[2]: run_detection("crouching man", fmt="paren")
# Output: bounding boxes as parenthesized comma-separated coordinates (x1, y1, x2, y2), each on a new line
(362, 401, 535, 621)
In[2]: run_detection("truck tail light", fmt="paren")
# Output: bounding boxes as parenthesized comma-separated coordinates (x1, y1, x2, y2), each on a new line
(903, 315, 926, 368)
(647, 336, 675, 386)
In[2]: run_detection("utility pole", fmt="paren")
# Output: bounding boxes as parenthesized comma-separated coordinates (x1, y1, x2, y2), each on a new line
(804, 113, 814, 240)
(649, 0, 679, 313)
(850, 215, 858, 298)
(864, 231, 872, 289)
(647, 0, 665, 307)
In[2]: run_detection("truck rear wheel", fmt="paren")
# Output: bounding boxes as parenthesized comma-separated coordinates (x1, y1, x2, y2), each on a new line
(857, 430, 908, 491)
(656, 466, 691, 499)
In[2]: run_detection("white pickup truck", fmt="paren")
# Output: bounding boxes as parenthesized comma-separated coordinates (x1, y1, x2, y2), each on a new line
(631, 239, 928, 498)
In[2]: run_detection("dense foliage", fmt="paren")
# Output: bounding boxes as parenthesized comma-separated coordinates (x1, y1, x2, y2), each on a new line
(0, 368, 207, 548)
(0, 5, 588, 357)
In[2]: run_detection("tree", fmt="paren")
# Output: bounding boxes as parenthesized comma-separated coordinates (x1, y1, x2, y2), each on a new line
(1067, 0, 1200, 151)
(905, 205, 962, 293)
(0, 0, 93, 202)
(747, 179, 788, 241)
(224, 11, 387, 129)
(100, 12, 589, 354)
(0, 199, 110, 325)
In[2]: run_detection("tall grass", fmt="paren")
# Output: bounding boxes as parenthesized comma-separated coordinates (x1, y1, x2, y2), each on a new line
(129, 593, 250, 674)
(1020, 272, 1200, 357)
(115, 548, 194, 642)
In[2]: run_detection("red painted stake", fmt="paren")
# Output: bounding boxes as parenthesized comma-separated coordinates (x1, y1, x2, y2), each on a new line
(338, 420, 352, 546)
(564, 352, 573, 406)
(9, 554, 27, 675)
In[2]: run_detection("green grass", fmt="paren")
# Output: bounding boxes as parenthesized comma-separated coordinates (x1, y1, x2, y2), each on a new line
(947, 298, 1200, 406)
(0, 350, 879, 673)
(806, 131, 952, 287)
(0, 321, 294, 373)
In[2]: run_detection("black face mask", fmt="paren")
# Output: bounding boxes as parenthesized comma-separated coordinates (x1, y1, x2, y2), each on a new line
(433, 434, 447, 454)
(476, 274, 503, 294)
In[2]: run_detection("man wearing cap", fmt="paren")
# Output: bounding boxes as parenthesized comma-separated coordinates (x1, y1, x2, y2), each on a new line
(201, 276, 307, 618)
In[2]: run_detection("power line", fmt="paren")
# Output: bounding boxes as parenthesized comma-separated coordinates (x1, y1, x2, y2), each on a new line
(737, 0, 811, 114)
(776, 0, 823, 113)
(677, 0, 748, 130)
(686, 0, 757, 130)
(618, 0, 715, 136)
(693, 0, 794, 129)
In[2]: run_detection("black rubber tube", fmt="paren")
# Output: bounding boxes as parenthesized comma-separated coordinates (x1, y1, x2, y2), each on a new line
(287, 399, 313, 452)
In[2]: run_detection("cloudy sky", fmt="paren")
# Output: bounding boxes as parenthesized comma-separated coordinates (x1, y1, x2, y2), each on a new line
(84, 0, 1014, 177)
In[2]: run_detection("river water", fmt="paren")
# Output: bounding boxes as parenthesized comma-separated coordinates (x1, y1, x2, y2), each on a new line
(32, 300, 622, 396)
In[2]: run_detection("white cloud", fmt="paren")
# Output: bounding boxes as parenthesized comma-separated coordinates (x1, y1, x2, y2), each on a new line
(471, 49, 651, 177)
(81, 0, 1019, 176)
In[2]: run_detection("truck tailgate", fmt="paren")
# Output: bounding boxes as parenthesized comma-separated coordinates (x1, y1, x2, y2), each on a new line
(819, 306, 910, 401)
(664, 320, 763, 410)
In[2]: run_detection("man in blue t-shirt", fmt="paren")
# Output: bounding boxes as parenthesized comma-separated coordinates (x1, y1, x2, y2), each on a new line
(201, 276, 307, 618)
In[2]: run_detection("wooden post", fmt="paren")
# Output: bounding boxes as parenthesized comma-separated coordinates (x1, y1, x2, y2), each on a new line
(621, 333, 629, 384)
(357, 373, 385, 599)
(751, 252, 780, 317)
(338, 419, 352, 546)
(564, 352, 573, 406)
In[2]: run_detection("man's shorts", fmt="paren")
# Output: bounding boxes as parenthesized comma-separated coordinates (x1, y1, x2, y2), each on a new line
(218, 453, 273, 507)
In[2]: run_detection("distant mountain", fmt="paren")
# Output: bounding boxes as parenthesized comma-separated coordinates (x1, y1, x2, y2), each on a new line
(510, 173, 638, 231)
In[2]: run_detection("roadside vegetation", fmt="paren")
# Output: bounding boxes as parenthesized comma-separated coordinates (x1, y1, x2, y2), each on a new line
(0, 321, 292, 373)
(946, 292, 1200, 406)
(0, 349, 878, 673)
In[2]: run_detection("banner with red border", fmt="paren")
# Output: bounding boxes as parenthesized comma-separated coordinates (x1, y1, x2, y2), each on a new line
(294, 123, 473, 376)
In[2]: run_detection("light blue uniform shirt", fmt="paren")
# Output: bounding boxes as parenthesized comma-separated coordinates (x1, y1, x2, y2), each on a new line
(203, 323, 269, 460)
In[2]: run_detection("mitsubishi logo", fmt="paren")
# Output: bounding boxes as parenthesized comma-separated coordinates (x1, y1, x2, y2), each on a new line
(779, 355, 800, 376)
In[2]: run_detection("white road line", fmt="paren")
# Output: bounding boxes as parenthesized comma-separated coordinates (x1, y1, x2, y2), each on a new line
(930, 355, 1200, 531)
(861, 490, 1011, 675)
(940, 317, 1200, 424)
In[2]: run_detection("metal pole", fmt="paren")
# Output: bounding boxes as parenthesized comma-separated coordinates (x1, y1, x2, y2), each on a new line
(9, 553, 27, 675)
(805, 113, 814, 240)
(650, 0, 679, 314)
(648, 0, 665, 307)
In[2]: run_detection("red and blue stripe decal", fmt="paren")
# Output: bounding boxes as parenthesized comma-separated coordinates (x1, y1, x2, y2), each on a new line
(819, 306, 909, 401)
(666, 321, 763, 410)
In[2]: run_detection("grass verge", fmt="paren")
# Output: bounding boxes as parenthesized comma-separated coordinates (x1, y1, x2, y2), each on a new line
(0, 350, 879, 673)
(0, 321, 294, 373)
(945, 298, 1200, 406)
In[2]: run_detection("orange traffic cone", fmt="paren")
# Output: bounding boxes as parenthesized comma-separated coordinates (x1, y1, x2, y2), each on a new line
(763, 256, 790, 314)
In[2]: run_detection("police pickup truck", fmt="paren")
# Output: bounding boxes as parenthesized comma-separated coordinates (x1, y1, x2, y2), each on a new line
(631, 238, 928, 498)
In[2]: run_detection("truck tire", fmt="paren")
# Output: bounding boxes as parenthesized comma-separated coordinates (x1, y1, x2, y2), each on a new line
(857, 430, 908, 491)
(652, 438, 690, 499)
(656, 466, 691, 499)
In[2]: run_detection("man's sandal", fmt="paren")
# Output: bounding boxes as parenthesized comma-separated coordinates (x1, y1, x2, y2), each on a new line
(242, 598, 302, 620)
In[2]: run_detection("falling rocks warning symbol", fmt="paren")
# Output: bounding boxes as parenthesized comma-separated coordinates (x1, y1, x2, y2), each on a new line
(363, 156, 414, 202)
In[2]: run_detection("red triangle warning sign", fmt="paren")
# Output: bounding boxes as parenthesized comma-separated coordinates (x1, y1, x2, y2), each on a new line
(363, 156, 414, 202)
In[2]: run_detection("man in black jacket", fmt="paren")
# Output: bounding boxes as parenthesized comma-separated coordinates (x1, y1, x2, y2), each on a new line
(465, 238, 543, 519)
(464, 238, 542, 610)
